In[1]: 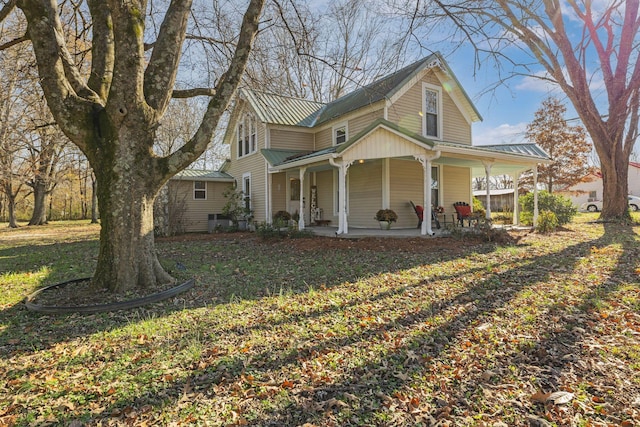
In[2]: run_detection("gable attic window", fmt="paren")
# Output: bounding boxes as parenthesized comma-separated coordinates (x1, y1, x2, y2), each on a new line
(333, 123, 347, 145)
(422, 83, 442, 139)
(194, 181, 206, 200)
(237, 113, 257, 158)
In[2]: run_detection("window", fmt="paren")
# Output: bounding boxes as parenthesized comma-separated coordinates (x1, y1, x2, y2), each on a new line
(249, 115, 257, 153)
(431, 166, 439, 204)
(242, 173, 251, 210)
(237, 113, 257, 158)
(237, 122, 244, 158)
(422, 83, 442, 139)
(333, 122, 348, 145)
(194, 181, 206, 200)
(290, 178, 301, 201)
(588, 191, 597, 202)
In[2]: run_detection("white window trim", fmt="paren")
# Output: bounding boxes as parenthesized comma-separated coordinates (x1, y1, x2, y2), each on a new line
(237, 113, 258, 159)
(422, 82, 443, 140)
(193, 181, 207, 200)
(242, 172, 252, 209)
(332, 121, 348, 146)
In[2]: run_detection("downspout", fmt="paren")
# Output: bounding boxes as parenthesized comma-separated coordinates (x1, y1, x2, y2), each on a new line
(415, 151, 441, 236)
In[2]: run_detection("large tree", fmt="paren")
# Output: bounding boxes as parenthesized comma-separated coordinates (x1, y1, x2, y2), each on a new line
(523, 96, 591, 193)
(1, 0, 265, 292)
(403, 0, 640, 220)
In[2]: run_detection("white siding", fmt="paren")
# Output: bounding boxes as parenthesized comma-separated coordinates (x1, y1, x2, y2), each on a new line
(168, 180, 231, 233)
(389, 159, 423, 228)
(270, 129, 314, 151)
(315, 170, 336, 223)
(442, 165, 471, 212)
(387, 71, 472, 144)
(348, 160, 383, 227)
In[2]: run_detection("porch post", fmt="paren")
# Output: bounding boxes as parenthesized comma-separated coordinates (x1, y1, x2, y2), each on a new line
(298, 167, 306, 230)
(415, 151, 441, 236)
(513, 172, 520, 225)
(533, 166, 539, 227)
(483, 161, 493, 220)
(329, 158, 352, 235)
(512, 168, 527, 226)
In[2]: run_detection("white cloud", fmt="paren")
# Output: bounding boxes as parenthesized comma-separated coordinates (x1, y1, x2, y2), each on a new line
(474, 122, 528, 146)
(515, 70, 561, 94)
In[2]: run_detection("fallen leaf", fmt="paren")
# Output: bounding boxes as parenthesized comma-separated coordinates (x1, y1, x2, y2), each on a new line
(530, 391, 551, 403)
(546, 391, 574, 405)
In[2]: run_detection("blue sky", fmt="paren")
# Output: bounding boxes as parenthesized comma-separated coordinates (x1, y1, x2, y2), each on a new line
(446, 49, 561, 146)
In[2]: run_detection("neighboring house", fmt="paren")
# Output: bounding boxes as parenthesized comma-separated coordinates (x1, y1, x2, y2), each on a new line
(559, 162, 640, 209)
(473, 189, 516, 212)
(172, 52, 550, 235)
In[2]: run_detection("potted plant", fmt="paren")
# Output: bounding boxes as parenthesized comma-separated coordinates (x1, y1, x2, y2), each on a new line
(375, 209, 398, 230)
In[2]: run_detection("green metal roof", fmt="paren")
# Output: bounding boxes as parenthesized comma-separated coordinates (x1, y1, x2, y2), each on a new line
(240, 88, 324, 127)
(172, 169, 234, 181)
(260, 149, 311, 166)
(479, 143, 549, 159)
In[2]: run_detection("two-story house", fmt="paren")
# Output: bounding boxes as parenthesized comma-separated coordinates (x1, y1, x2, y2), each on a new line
(170, 52, 549, 235)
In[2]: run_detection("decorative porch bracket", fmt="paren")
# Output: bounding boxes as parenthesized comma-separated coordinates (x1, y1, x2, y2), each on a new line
(482, 160, 494, 220)
(329, 158, 354, 234)
(298, 166, 307, 230)
(414, 151, 441, 236)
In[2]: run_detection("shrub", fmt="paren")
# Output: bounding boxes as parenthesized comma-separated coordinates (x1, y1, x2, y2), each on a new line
(472, 196, 486, 218)
(273, 210, 292, 222)
(536, 210, 559, 233)
(519, 191, 576, 226)
(255, 221, 283, 239)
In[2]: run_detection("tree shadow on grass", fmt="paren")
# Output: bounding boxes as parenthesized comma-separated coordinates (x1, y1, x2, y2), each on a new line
(0, 234, 501, 361)
(40, 224, 640, 426)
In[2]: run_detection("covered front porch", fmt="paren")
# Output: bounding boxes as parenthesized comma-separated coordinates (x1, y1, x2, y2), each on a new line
(262, 120, 549, 236)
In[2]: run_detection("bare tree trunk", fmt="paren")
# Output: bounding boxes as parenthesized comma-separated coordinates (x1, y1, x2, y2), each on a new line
(28, 177, 48, 225)
(94, 177, 172, 292)
(6, 189, 18, 228)
(600, 150, 630, 219)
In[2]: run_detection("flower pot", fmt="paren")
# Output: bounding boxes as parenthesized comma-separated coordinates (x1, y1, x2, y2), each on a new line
(379, 220, 391, 230)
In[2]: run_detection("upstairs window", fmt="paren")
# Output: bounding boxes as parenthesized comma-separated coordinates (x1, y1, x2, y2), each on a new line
(237, 113, 257, 158)
(423, 83, 442, 139)
(194, 181, 206, 200)
(333, 123, 347, 145)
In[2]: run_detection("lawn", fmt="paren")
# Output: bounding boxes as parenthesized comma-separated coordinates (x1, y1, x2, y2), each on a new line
(1, 216, 639, 426)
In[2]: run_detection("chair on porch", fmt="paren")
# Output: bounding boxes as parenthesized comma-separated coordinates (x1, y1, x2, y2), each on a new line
(410, 201, 440, 229)
(453, 201, 479, 227)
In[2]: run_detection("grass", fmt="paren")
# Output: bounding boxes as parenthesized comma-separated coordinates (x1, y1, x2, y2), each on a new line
(0, 214, 639, 426)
